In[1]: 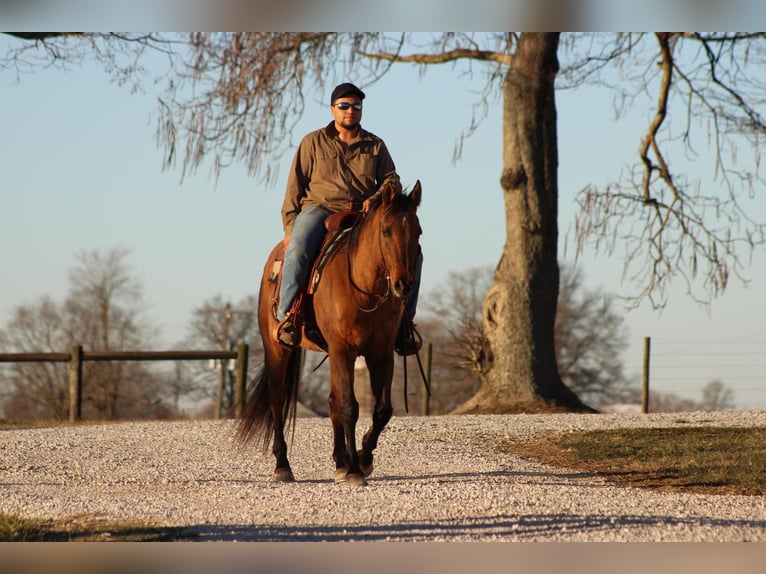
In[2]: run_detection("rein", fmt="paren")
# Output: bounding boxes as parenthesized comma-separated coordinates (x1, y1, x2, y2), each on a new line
(345, 215, 393, 313)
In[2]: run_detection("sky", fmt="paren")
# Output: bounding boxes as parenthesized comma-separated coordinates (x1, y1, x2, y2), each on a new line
(2, 33, 765, 410)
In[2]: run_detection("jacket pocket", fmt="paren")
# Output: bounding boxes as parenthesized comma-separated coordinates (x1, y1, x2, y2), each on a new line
(314, 149, 339, 180)
(352, 154, 376, 188)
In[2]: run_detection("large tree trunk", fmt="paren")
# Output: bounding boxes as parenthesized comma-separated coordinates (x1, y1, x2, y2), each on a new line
(455, 33, 593, 414)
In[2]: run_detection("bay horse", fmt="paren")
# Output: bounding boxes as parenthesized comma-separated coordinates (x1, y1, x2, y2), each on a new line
(238, 180, 422, 486)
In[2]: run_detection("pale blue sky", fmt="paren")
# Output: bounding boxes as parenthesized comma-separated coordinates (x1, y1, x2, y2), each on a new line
(2, 34, 765, 409)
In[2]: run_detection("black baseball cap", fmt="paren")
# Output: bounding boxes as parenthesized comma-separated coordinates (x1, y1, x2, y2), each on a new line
(331, 82, 366, 103)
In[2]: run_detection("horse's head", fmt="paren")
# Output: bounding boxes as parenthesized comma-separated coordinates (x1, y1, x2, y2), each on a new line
(375, 180, 422, 300)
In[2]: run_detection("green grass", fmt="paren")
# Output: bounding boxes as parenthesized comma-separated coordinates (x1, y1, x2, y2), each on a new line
(0, 513, 47, 542)
(500, 427, 766, 495)
(0, 513, 192, 542)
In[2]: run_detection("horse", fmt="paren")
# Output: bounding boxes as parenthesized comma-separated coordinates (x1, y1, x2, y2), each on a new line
(237, 180, 422, 486)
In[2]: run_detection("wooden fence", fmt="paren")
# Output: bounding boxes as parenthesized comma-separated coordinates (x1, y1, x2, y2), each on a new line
(0, 344, 249, 422)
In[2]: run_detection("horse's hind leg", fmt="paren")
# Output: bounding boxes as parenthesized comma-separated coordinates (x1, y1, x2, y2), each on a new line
(270, 350, 297, 482)
(271, 412, 294, 482)
(252, 243, 299, 483)
(238, 345, 295, 482)
(358, 355, 394, 477)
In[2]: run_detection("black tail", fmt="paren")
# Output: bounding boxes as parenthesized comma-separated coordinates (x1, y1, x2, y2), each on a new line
(236, 349, 303, 452)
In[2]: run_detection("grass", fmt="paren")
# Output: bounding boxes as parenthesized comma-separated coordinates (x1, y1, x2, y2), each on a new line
(0, 513, 192, 542)
(499, 427, 766, 496)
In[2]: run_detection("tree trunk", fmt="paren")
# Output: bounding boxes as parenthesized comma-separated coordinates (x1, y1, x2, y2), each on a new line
(455, 33, 593, 414)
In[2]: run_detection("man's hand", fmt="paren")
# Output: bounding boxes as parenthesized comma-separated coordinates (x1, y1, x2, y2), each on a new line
(362, 195, 381, 213)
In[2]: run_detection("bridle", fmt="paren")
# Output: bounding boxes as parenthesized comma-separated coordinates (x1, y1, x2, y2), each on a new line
(346, 211, 408, 313)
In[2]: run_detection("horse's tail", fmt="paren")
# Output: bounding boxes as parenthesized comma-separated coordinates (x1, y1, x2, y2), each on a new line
(236, 348, 303, 452)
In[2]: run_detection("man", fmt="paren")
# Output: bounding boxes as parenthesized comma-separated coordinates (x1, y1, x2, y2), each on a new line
(275, 82, 422, 354)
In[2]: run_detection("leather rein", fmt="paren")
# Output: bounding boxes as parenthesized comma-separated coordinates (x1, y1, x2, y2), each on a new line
(345, 214, 395, 313)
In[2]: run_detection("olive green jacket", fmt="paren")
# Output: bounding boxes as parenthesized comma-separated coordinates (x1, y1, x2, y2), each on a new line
(281, 122, 402, 234)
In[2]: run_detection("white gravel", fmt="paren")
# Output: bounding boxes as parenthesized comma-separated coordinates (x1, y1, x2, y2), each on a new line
(1, 411, 764, 541)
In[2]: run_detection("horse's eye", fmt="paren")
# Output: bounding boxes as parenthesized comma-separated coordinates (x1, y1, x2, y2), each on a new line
(382, 227, 392, 238)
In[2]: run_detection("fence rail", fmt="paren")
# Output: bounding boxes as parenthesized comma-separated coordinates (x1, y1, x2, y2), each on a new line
(0, 344, 250, 422)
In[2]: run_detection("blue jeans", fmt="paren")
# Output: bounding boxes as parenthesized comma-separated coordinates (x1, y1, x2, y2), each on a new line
(277, 206, 423, 322)
(277, 206, 330, 321)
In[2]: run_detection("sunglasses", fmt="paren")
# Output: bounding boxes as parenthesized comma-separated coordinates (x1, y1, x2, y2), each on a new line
(333, 102, 363, 111)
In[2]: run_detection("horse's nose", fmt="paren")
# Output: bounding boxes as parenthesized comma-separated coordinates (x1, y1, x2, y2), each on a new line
(393, 278, 410, 298)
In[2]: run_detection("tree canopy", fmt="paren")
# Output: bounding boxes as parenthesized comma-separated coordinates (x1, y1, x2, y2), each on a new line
(5, 32, 762, 307)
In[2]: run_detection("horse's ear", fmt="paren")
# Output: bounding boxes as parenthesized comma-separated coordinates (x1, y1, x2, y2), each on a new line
(380, 180, 397, 208)
(409, 180, 422, 208)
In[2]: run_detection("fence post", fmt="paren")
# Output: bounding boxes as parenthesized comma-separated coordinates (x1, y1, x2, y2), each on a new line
(642, 336, 651, 414)
(68, 344, 83, 422)
(234, 343, 249, 418)
(214, 364, 224, 420)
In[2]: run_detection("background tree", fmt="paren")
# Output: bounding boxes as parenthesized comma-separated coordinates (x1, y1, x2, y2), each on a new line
(0, 248, 176, 421)
(5, 32, 764, 413)
(66, 247, 159, 419)
(700, 379, 735, 411)
(0, 297, 70, 420)
(417, 267, 494, 414)
(620, 380, 736, 413)
(182, 294, 261, 417)
(555, 264, 632, 407)
(420, 263, 632, 413)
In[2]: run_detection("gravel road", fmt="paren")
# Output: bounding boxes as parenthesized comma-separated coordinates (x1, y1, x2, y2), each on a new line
(1, 411, 764, 542)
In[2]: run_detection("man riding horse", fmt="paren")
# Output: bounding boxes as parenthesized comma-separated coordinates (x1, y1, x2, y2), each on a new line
(274, 82, 422, 355)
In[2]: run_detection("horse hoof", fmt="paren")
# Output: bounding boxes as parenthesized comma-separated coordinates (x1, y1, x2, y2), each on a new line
(333, 468, 367, 486)
(272, 468, 295, 482)
(357, 450, 374, 477)
(334, 467, 349, 483)
(342, 473, 368, 487)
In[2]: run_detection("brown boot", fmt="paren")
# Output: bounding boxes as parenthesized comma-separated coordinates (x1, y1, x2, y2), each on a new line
(274, 313, 300, 348)
(395, 319, 422, 356)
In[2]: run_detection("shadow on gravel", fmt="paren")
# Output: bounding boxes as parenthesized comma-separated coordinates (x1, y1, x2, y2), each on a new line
(235, 468, 604, 486)
(179, 513, 766, 542)
(374, 469, 604, 484)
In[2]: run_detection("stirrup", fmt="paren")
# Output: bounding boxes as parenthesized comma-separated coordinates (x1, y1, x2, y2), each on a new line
(274, 314, 300, 348)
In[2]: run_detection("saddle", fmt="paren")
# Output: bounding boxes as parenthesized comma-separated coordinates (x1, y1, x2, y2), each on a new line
(269, 210, 363, 352)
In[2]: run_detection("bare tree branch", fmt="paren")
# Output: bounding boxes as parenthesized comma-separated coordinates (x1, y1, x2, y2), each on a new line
(359, 46, 512, 66)
(5, 33, 78, 40)
(639, 33, 675, 202)
(573, 32, 766, 309)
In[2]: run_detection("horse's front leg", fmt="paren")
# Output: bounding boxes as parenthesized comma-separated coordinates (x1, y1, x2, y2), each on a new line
(328, 351, 366, 486)
(329, 407, 347, 482)
(358, 353, 394, 477)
